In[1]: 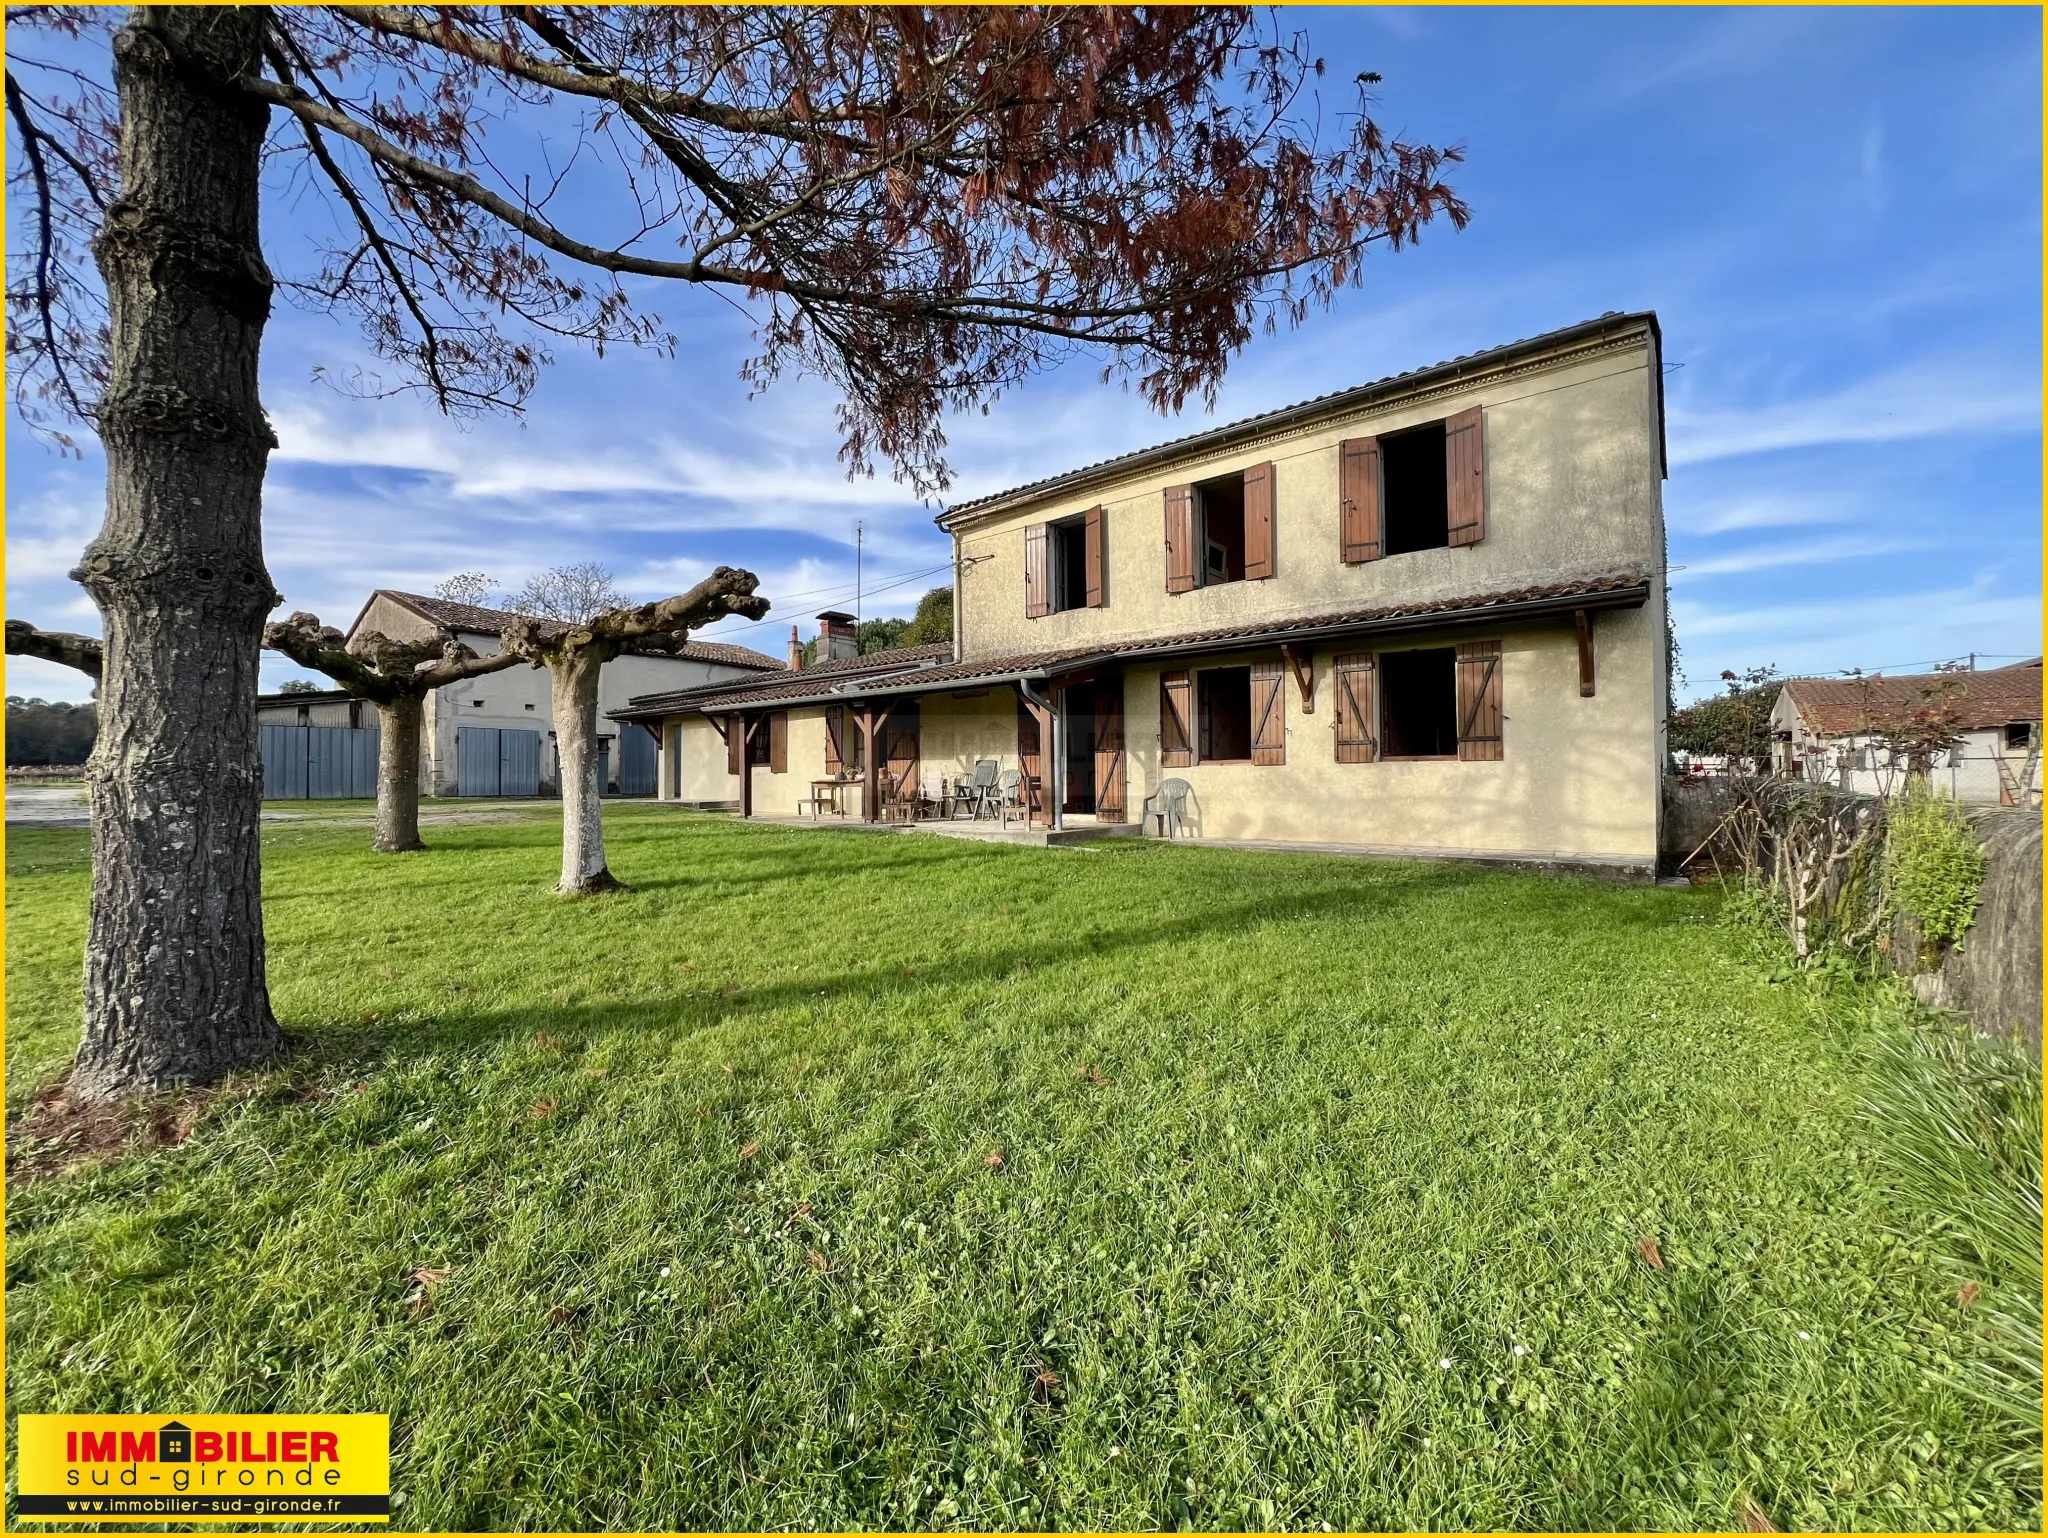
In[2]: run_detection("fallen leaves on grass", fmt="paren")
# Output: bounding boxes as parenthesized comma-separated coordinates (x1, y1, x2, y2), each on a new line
(739, 1142, 760, 1161)
(1029, 1363, 1062, 1402)
(527, 1099, 557, 1122)
(1739, 1494, 1778, 1532)
(1076, 1061, 1109, 1088)
(787, 1202, 813, 1225)
(410, 1266, 455, 1287)
(1635, 1235, 1666, 1271)
(984, 1147, 1005, 1168)
(532, 1032, 565, 1052)
(806, 1250, 831, 1272)
(8, 1080, 211, 1182)
(1957, 1280, 1982, 1308)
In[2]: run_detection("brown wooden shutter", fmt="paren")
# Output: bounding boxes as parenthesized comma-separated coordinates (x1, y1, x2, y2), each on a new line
(1159, 669, 1193, 767)
(768, 711, 789, 773)
(1024, 523, 1050, 618)
(1093, 679, 1127, 822)
(1250, 657, 1287, 765)
(1016, 695, 1046, 825)
(824, 705, 844, 774)
(1163, 484, 1196, 594)
(1242, 462, 1275, 580)
(1083, 505, 1106, 608)
(724, 718, 742, 777)
(1456, 640, 1503, 761)
(1445, 405, 1486, 547)
(1340, 437, 1381, 563)
(1333, 653, 1377, 763)
(884, 702, 920, 802)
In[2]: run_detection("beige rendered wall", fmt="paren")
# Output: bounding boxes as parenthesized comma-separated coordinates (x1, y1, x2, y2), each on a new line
(668, 709, 834, 816)
(671, 714, 740, 803)
(1112, 612, 1659, 863)
(951, 335, 1665, 666)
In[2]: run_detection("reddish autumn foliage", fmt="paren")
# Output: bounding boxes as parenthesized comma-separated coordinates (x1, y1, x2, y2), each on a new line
(8, 5, 1467, 492)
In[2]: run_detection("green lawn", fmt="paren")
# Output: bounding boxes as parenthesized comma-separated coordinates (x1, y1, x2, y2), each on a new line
(3, 807, 2026, 1530)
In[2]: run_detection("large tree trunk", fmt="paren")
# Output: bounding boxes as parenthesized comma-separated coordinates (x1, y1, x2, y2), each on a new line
(68, 7, 281, 1099)
(374, 694, 426, 853)
(551, 646, 621, 893)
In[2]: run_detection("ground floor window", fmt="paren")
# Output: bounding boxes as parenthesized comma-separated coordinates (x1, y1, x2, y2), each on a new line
(1379, 647, 1458, 758)
(1197, 666, 1253, 762)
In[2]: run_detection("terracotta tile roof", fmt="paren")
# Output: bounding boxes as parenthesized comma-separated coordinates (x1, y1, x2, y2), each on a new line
(614, 569, 1650, 720)
(938, 311, 1662, 524)
(368, 591, 785, 670)
(614, 642, 954, 717)
(1783, 662, 2043, 737)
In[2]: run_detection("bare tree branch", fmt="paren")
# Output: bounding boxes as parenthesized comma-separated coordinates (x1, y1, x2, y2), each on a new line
(6, 72, 94, 421)
(5, 618, 104, 682)
(262, 611, 523, 700)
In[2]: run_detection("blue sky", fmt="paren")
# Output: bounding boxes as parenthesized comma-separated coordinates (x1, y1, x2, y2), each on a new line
(6, 6, 2040, 703)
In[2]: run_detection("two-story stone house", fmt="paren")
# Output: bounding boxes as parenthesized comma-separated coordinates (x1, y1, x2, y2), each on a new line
(617, 312, 1672, 876)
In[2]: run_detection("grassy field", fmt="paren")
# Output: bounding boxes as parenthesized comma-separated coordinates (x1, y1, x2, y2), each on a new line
(4, 805, 2029, 1530)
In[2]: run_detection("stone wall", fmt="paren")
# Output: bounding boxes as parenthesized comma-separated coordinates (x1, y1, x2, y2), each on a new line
(1902, 807, 2041, 1056)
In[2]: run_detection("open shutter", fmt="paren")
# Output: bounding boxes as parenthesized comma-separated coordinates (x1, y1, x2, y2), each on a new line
(1250, 657, 1287, 766)
(1242, 462, 1275, 580)
(1163, 484, 1197, 594)
(1333, 654, 1377, 763)
(725, 718, 742, 777)
(1093, 679, 1127, 822)
(1017, 695, 1046, 825)
(884, 702, 920, 802)
(1083, 505, 1106, 608)
(1456, 640, 1503, 761)
(1340, 438, 1381, 563)
(824, 705, 844, 774)
(768, 711, 789, 773)
(1159, 670, 1194, 767)
(1445, 405, 1486, 547)
(1024, 523, 1050, 618)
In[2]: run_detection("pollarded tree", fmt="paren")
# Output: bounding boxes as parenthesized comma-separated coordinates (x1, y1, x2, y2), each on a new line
(7, 6, 1466, 1097)
(501, 567, 769, 894)
(261, 609, 524, 853)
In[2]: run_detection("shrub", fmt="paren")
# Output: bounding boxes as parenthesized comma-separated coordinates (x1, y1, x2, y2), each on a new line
(1884, 778, 1985, 950)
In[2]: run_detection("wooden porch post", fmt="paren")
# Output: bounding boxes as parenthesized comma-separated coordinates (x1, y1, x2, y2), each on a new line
(739, 714, 758, 818)
(854, 705, 878, 822)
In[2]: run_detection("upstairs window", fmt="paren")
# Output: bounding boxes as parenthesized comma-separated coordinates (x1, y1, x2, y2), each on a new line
(1381, 424, 1450, 555)
(1164, 464, 1274, 593)
(1340, 405, 1486, 564)
(1024, 506, 1105, 617)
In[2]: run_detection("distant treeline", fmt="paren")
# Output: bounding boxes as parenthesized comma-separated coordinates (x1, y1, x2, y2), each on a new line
(7, 696, 97, 766)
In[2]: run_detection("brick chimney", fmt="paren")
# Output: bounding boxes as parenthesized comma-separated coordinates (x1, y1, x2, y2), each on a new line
(815, 609, 859, 663)
(787, 625, 804, 671)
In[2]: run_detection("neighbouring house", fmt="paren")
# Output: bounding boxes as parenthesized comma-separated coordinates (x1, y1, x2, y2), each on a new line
(1771, 661, 2044, 806)
(256, 687, 369, 729)
(343, 591, 782, 796)
(616, 312, 1673, 877)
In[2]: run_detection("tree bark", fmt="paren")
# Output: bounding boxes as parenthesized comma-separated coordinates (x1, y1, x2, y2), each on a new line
(69, 7, 281, 1098)
(374, 694, 426, 853)
(551, 644, 620, 894)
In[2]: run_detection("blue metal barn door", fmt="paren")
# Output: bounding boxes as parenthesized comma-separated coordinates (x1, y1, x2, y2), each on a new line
(456, 726, 503, 796)
(260, 725, 309, 800)
(617, 725, 657, 796)
(498, 729, 541, 797)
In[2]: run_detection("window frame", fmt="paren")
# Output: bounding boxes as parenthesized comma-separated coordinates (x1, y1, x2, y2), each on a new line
(1195, 664, 1255, 764)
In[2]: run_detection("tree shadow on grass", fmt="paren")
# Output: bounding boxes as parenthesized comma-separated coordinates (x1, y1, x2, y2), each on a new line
(279, 861, 1482, 1074)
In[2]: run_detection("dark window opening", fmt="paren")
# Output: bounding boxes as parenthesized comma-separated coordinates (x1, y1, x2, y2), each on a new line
(1195, 473, 1245, 586)
(1062, 681, 1098, 813)
(1050, 516, 1089, 612)
(1381, 422, 1449, 556)
(1197, 666, 1253, 761)
(747, 721, 772, 766)
(2006, 721, 2035, 750)
(1380, 648, 1458, 757)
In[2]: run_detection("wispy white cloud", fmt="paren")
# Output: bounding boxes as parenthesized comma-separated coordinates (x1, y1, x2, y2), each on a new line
(1672, 534, 1931, 580)
(1668, 361, 2040, 465)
